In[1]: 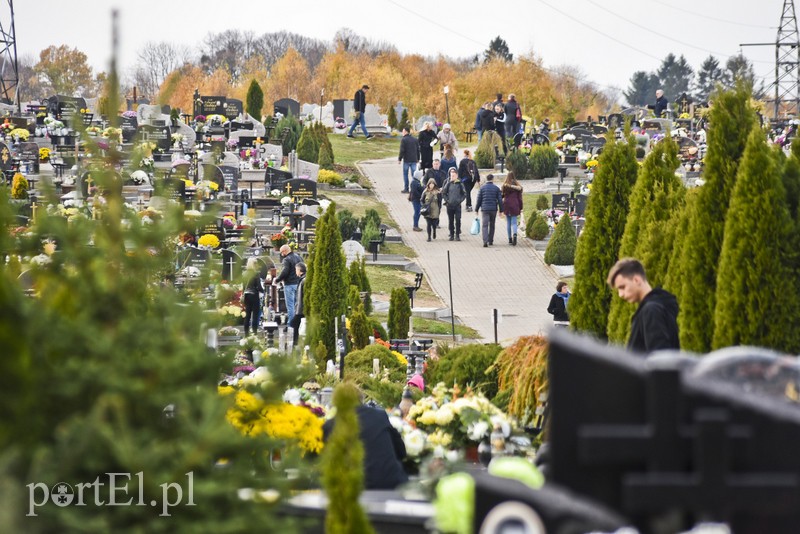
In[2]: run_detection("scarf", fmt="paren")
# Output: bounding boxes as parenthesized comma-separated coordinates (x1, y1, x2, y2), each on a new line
(558, 291, 570, 307)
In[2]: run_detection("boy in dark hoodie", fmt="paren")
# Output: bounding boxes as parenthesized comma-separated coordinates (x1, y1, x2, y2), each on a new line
(607, 258, 680, 354)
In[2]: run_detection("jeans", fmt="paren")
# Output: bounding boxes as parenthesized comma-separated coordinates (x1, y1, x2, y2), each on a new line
(283, 283, 298, 325)
(243, 293, 261, 336)
(477, 129, 483, 141)
(348, 111, 368, 136)
(506, 215, 518, 240)
(447, 205, 462, 237)
(464, 180, 475, 209)
(481, 210, 497, 244)
(412, 199, 421, 228)
(402, 161, 416, 191)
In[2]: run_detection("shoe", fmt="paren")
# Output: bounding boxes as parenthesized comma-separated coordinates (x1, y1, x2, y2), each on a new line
(366, 135, 374, 139)
(509, 238, 513, 244)
(448, 235, 454, 241)
(483, 242, 488, 248)
(427, 237, 431, 242)
(433, 231, 437, 239)
(489, 241, 493, 245)
(455, 235, 461, 241)
(401, 189, 409, 193)
(513, 234, 517, 246)
(413, 226, 422, 232)
(466, 206, 472, 212)
(347, 134, 354, 138)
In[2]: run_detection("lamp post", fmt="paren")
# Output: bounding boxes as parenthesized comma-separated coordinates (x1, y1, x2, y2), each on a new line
(443, 85, 451, 125)
(319, 88, 324, 123)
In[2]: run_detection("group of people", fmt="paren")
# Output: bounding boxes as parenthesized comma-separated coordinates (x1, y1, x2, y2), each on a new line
(474, 93, 524, 152)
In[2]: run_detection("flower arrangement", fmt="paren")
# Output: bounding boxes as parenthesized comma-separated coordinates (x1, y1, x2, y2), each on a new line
(39, 147, 51, 162)
(102, 127, 122, 143)
(85, 126, 101, 136)
(194, 115, 206, 123)
(270, 189, 282, 197)
(222, 212, 237, 229)
(9, 128, 29, 141)
(226, 138, 238, 149)
(0, 120, 13, 133)
(171, 133, 184, 144)
(122, 110, 137, 119)
(280, 196, 292, 206)
(198, 233, 221, 249)
(218, 302, 245, 320)
(196, 180, 220, 198)
(239, 335, 266, 353)
(218, 326, 240, 337)
(270, 232, 288, 248)
(206, 114, 228, 125)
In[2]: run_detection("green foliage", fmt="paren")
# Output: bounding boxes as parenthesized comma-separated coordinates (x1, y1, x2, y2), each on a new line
(360, 219, 380, 249)
(348, 257, 372, 315)
(475, 131, 500, 168)
(664, 188, 698, 303)
(338, 209, 358, 241)
(399, 108, 411, 132)
(528, 145, 560, 178)
(308, 203, 349, 358)
(526, 210, 550, 240)
(782, 141, 800, 224)
(322, 382, 375, 534)
(245, 78, 264, 119)
(506, 150, 529, 179)
(318, 140, 335, 170)
(570, 136, 638, 339)
(296, 125, 320, 164)
(535, 194, 550, 210)
(347, 284, 362, 315)
(713, 130, 800, 352)
(678, 85, 756, 352)
(345, 344, 406, 382)
(361, 208, 382, 231)
(356, 376, 404, 409)
(349, 304, 372, 350)
(387, 106, 398, 130)
(275, 113, 303, 155)
(425, 343, 502, 400)
(635, 146, 646, 159)
(544, 214, 577, 265)
(607, 138, 685, 343)
(369, 317, 388, 341)
(388, 288, 411, 340)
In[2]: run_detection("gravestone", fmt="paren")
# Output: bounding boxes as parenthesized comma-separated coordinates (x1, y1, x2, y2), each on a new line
(675, 137, 698, 160)
(170, 163, 191, 180)
(266, 166, 293, 187)
(531, 133, 550, 145)
(224, 98, 243, 120)
(198, 220, 224, 241)
(163, 176, 187, 202)
(181, 246, 210, 271)
(298, 212, 318, 232)
(642, 119, 671, 137)
(48, 95, 86, 120)
(332, 99, 348, 122)
(575, 194, 588, 217)
(342, 240, 366, 267)
(274, 98, 299, 117)
(221, 249, 242, 281)
(200, 96, 226, 116)
(218, 165, 240, 192)
(0, 142, 12, 174)
(283, 178, 317, 200)
(261, 143, 283, 161)
(201, 164, 225, 190)
(18, 142, 40, 173)
(120, 115, 138, 142)
(590, 124, 608, 135)
(552, 193, 569, 210)
(415, 114, 437, 132)
(230, 120, 253, 132)
(677, 93, 692, 116)
(363, 104, 386, 128)
(137, 124, 171, 152)
(296, 160, 319, 181)
(235, 135, 256, 148)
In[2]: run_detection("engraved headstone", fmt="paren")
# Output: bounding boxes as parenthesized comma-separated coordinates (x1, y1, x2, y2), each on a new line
(201, 164, 225, 190)
(575, 194, 588, 217)
(283, 178, 317, 200)
(224, 98, 243, 120)
(552, 193, 569, 210)
(261, 143, 283, 161)
(295, 160, 319, 181)
(274, 98, 300, 117)
(221, 248, 242, 281)
(163, 176, 187, 201)
(136, 124, 171, 152)
(218, 165, 240, 192)
(120, 115, 137, 143)
(200, 96, 226, 116)
(342, 240, 366, 267)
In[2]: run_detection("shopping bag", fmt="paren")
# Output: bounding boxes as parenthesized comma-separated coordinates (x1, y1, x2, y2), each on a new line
(518, 211, 526, 237)
(470, 217, 480, 235)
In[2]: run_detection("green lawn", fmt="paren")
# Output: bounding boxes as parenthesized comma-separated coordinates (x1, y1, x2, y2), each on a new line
(372, 312, 480, 339)
(322, 190, 398, 230)
(365, 265, 441, 308)
(329, 133, 400, 167)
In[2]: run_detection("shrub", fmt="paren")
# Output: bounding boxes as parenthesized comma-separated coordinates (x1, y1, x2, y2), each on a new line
(387, 106, 398, 131)
(360, 219, 380, 249)
(475, 131, 500, 168)
(526, 211, 550, 240)
(245, 79, 264, 119)
(635, 146, 646, 159)
(345, 344, 406, 382)
(318, 142, 334, 170)
(275, 113, 303, 155)
(11, 173, 28, 199)
(337, 209, 359, 240)
(349, 257, 372, 315)
(535, 194, 550, 210)
(388, 287, 411, 340)
(361, 208, 382, 230)
(425, 343, 502, 400)
(369, 317, 387, 340)
(347, 284, 362, 315)
(318, 169, 345, 187)
(528, 145, 559, 178)
(544, 214, 577, 265)
(494, 335, 548, 423)
(399, 108, 411, 131)
(296, 126, 319, 163)
(506, 150, 529, 179)
(349, 304, 372, 350)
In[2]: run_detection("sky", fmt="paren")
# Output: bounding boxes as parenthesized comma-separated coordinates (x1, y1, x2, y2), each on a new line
(12, 0, 783, 98)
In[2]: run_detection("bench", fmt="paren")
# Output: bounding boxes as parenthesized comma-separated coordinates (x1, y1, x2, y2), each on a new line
(464, 128, 478, 143)
(404, 272, 424, 308)
(368, 227, 387, 261)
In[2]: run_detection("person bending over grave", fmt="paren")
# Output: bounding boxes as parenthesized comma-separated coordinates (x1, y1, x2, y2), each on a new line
(242, 257, 265, 337)
(607, 258, 679, 354)
(288, 262, 306, 348)
(273, 244, 303, 325)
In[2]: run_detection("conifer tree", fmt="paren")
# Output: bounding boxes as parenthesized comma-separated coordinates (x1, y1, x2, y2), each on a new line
(663, 188, 698, 304)
(322, 382, 375, 534)
(349, 304, 372, 350)
(569, 135, 638, 338)
(388, 287, 411, 340)
(607, 138, 685, 343)
(713, 130, 800, 352)
(318, 123, 335, 170)
(308, 203, 349, 357)
(245, 78, 264, 119)
(543, 213, 576, 265)
(388, 106, 398, 131)
(678, 85, 756, 352)
(399, 109, 411, 132)
(296, 125, 319, 163)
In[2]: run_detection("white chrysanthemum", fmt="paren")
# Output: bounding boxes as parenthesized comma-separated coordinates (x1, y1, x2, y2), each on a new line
(403, 429, 426, 457)
(283, 388, 301, 405)
(467, 420, 490, 441)
(434, 405, 455, 426)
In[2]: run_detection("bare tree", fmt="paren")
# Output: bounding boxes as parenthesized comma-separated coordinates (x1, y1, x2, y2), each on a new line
(333, 28, 396, 57)
(133, 41, 192, 100)
(199, 30, 258, 82)
(254, 31, 329, 71)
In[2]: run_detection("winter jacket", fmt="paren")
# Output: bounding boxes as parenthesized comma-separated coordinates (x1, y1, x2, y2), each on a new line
(418, 129, 437, 165)
(440, 156, 457, 177)
(437, 129, 458, 152)
(243, 271, 264, 296)
(274, 251, 302, 285)
(479, 108, 495, 132)
(421, 190, 441, 219)
(441, 178, 466, 208)
(475, 182, 503, 213)
(654, 95, 668, 118)
(628, 288, 680, 354)
(474, 108, 483, 130)
(295, 276, 306, 316)
(353, 89, 366, 113)
(501, 183, 523, 216)
(494, 111, 506, 133)
(504, 100, 520, 124)
(409, 177, 424, 202)
(424, 168, 446, 189)
(547, 293, 569, 322)
(398, 134, 420, 163)
(458, 158, 480, 183)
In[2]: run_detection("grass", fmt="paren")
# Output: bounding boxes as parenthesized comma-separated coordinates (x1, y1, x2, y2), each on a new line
(328, 133, 400, 168)
(371, 312, 480, 339)
(322, 189, 397, 230)
(365, 265, 441, 308)
(523, 193, 550, 212)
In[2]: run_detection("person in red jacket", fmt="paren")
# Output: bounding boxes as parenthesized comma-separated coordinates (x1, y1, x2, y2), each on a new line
(501, 171, 523, 245)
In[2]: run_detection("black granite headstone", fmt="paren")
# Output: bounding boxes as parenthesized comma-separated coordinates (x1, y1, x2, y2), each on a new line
(200, 96, 226, 116)
(552, 193, 569, 210)
(237, 135, 256, 148)
(120, 115, 138, 143)
(163, 176, 187, 201)
(575, 194, 588, 217)
(283, 178, 317, 200)
(274, 98, 299, 117)
(265, 167, 293, 187)
(225, 99, 243, 120)
(202, 164, 225, 191)
(218, 165, 240, 192)
(221, 248, 242, 281)
(136, 124, 171, 152)
(169, 163, 191, 180)
(230, 121, 253, 132)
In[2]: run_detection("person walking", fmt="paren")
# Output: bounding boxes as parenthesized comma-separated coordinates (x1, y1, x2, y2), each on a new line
(273, 244, 303, 325)
(397, 127, 420, 193)
(421, 180, 441, 242)
(242, 257, 265, 337)
(607, 258, 680, 354)
(458, 149, 480, 212)
(475, 173, 503, 247)
(409, 169, 424, 232)
(288, 262, 307, 347)
(493, 103, 507, 154)
(347, 84, 372, 139)
(440, 144, 457, 178)
(504, 94, 522, 146)
(547, 281, 570, 328)
(441, 167, 466, 241)
(501, 171, 523, 245)
(437, 123, 458, 155)
(418, 121, 437, 171)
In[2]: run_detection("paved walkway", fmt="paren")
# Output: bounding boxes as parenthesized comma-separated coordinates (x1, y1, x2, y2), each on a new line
(360, 157, 558, 345)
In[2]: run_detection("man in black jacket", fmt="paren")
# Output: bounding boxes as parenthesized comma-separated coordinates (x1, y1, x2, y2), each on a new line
(607, 258, 680, 354)
(347, 84, 372, 138)
(653, 89, 668, 118)
(398, 127, 420, 193)
(475, 174, 503, 247)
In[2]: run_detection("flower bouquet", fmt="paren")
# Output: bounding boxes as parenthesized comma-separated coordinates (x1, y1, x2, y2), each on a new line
(198, 233, 221, 250)
(270, 232, 288, 249)
(102, 127, 122, 144)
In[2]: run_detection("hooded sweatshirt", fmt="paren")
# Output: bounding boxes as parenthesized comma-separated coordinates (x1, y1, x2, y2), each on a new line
(627, 288, 680, 354)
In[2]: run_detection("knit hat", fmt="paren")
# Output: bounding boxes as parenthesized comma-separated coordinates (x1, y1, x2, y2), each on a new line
(413, 169, 423, 180)
(407, 374, 425, 391)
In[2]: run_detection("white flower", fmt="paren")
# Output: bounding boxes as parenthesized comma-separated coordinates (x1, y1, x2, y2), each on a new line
(270, 189, 282, 197)
(445, 449, 461, 463)
(280, 196, 292, 206)
(283, 388, 302, 405)
(490, 415, 511, 438)
(318, 199, 332, 213)
(563, 133, 576, 142)
(467, 420, 490, 441)
(403, 429, 426, 457)
(240, 366, 270, 387)
(30, 254, 51, 267)
(388, 415, 404, 432)
(434, 405, 455, 426)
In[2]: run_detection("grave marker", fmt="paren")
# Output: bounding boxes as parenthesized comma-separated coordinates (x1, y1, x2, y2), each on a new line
(224, 98, 243, 120)
(201, 164, 225, 191)
(552, 193, 569, 210)
(575, 194, 588, 217)
(163, 176, 187, 202)
(120, 115, 138, 143)
(200, 96, 226, 116)
(274, 98, 299, 117)
(137, 124, 171, 152)
(283, 178, 317, 200)
(342, 240, 366, 266)
(218, 164, 240, 192)
(261, 143, 283, 161)
(221, 249, 242, 281)
(296, 160, 319, 181)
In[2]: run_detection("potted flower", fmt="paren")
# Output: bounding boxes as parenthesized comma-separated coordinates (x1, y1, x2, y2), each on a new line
(270, 232, 287, 250)
(198, 233, 221, 250)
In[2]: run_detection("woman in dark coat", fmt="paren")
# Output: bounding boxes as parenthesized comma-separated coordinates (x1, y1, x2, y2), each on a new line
(242, 257, 265, 337)
(547, 281, 570, 326)
(493, 103, 507, 154)
(418, 121, 437, 171)
(501, 171, 523, 245)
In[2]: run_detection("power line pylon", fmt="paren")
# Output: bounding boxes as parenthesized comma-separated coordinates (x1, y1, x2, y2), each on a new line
(0, 0, 18, 111)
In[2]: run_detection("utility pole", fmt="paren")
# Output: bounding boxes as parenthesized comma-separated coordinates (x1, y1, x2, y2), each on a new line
(0, 0, 19, 112)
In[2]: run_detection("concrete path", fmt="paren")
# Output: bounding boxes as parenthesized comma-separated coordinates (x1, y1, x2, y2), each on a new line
(359, 157, 559, 345)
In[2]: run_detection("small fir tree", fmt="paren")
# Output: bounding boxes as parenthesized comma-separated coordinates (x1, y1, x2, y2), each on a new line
(569, 134, 638, 339)
(713, 130, 800, 352)
(388, 287, 411, 340)
(387, 106, 398, 131)
(475, 130, 500, 168)
(678, 85, 756, 352)
(347, 284, 362, 314)
(399, 108, 411, 132)
(353, 257, 372, 315)
(246, 79, 264, 118)
(663, 188, 699, 304)
(526, 210, 550, 240)
(319, 141, 335, 170)
(544, 214, 577, 265)
(360, 219, 380, 249)
(349, 304, 372, 350)
(536, 194, 550, 210)
(528, 145, 560, 178)
(321, 382, 375, 534)
(296, 125, 320, 163)
(506, 150, 529, 179)
(275, 113, 303, 155)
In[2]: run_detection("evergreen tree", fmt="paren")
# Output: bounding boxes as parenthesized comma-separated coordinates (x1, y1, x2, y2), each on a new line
(722, 54, 757, 92)
(543, 214, 576, 265)
(656, 53, 694, 103)
(475, 130, 500, 168)
(782, 142, 800, 223)
(713, 130, 800, 352)
(316, 122, 335, 170)
(348, 257, 372, 315)
(678, 85, 756, 352)
(663, 188, 699, 306)
(399, 108, 411, 132)
(387, 106, 398, 131)
(347, 284, 362, 315)
(308, 203, 349, 357)
(349, 304, 372, 350)
(693, 55, 723, 102)
(484, 36, 513, 63)
(296, 125, 320, 163)
(245, 78, 264, 119)
(275, 113, 303, 155)
(607, 138, 685, 343)
(388, 287, 411, 340)
(570, 135, 638, 339)
(624, 71, 660, 107)
(321, 382, 375, 534)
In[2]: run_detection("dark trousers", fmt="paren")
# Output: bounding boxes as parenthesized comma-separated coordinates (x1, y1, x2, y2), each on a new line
(425, 217, 438, 239)
(289, 313, 303, 347)
(481, 210, 497, 244)
(464, 180, 475, 208)
(447, 205, 462, 237)
(243, 293, 261, 336)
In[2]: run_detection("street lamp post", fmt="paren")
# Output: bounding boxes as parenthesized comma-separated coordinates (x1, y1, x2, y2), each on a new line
(443, 85, 451, 125)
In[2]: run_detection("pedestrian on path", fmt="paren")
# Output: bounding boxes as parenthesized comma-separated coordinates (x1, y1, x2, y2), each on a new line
(289, 262, 307, 347)
(458, 149, 480, 212)
(409, 169, 424, 232)
(547, 281, 570, 328)
(504, 93, 522, 145)
(493, 104, 507, 155)
(347, 84, 372, 138)
(398, 127, 420, 193)
(501, 171, 523, 245)
(418, 121, 437, 171)
(440, 144, 457, 178)
(441, 167, 466, 241)
(475, 174, 503, 247)
(421, 180, 441, 242)
(437, 123, 458, 155)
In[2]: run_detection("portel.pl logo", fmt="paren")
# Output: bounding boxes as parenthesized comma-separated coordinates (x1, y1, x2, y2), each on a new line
(27, 472, 195, 517)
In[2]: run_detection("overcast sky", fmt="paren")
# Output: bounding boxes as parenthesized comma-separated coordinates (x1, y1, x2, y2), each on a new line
(13, 0, 782, 96)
